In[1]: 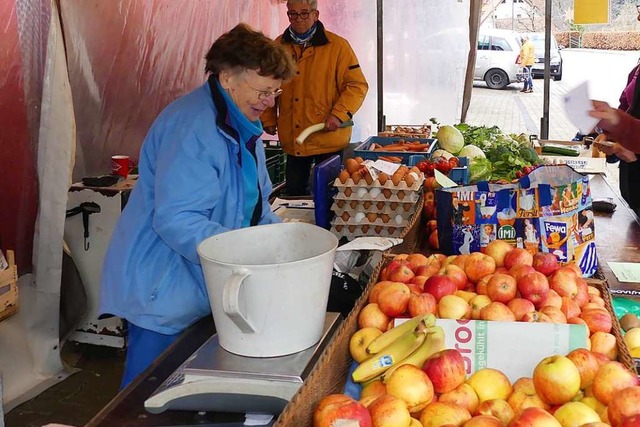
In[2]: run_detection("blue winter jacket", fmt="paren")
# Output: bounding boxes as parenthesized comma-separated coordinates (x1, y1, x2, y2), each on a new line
(99, 81, 281, 335)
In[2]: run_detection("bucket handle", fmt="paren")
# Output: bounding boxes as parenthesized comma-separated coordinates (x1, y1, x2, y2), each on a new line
(222, 268, 256, 333)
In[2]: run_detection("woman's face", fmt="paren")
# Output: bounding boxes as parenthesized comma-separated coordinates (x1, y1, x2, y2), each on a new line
(219, 68, 282, 122)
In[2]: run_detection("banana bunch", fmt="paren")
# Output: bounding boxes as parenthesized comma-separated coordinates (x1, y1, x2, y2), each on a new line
(351, 314, 445, 384)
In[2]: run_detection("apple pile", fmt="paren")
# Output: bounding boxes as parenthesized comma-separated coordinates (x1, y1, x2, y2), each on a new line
(314, 346, 640, 427)
(619, 313, 640, 359)
(357, 244, 621, 359)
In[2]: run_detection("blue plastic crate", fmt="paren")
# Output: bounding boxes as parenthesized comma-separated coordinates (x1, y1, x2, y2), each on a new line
(353, 136, 437, 163)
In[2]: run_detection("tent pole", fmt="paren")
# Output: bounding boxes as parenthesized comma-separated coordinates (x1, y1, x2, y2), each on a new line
(377, 0, 384, 132)
(540, 0, 551, 139)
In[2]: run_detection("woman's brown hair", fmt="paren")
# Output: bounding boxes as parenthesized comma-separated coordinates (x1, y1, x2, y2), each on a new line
(205, 23, 295, 81)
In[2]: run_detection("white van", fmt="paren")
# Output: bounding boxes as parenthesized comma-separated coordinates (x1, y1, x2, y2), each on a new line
(474, 29, 521, 90)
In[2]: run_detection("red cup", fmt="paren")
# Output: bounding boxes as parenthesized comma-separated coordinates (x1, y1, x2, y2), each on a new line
(111, 155, 134, 178)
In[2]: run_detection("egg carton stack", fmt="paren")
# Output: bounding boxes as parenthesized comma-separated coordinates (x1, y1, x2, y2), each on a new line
(330, 159, 424, 240)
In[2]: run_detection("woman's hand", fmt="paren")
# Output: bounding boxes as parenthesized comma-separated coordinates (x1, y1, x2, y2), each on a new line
(589, 100, 621, 131)
(615, 144, 638, 163)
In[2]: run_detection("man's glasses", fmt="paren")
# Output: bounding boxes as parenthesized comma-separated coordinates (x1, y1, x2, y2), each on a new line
(243, 74, 283, 100)
(287, 11, 313, 20)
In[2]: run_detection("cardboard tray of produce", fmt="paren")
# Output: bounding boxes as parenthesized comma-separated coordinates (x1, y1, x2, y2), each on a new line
(274, 262, 635, 426)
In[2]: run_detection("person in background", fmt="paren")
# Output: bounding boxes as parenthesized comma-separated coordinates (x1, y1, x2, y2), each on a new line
(99, 23, 296, 389)
(262, 0, 369, 196)
(590, 101, 640, 156)
(518, 35, 535, 93)
(593, 59, 640, 214)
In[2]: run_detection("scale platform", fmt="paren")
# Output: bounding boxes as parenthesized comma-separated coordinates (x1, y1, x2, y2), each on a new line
(145, 312, 342, 415)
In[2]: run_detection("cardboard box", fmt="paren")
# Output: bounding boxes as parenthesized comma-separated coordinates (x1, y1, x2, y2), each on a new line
(539, 155, 607, 174)
(397, 318, 588, 382)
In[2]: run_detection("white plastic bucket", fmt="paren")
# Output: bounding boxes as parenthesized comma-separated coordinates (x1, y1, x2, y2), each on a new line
(197, 222, 338, 357)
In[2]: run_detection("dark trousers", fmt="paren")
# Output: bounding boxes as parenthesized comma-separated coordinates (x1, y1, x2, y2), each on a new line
(284, 150, 343, 196)
(523, 65, 533, 90)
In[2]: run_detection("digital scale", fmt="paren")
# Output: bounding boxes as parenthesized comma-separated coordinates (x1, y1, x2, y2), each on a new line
(145, 312, 342, 415)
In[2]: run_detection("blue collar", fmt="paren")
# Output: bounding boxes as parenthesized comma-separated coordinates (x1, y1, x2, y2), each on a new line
(214, 79, 263, 143)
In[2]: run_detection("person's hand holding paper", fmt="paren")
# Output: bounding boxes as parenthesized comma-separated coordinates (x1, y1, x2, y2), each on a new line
(588, 100, 640, 154)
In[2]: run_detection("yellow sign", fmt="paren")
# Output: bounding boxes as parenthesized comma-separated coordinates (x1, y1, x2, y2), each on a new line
(574, 0, 609, 24)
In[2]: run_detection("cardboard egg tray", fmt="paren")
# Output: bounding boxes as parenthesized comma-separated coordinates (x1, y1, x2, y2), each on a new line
(332, 213, 411, 228)
(333, 188, 420, 204)
(333, 175, 424, 192)
(331, 223, 404, 239)
(331, 200, 415, 215)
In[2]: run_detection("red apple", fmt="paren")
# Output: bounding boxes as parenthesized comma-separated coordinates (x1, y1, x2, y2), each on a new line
(486, 273, 518, 303)
(464, 415, 503, 427)
(517, 271, 550, 309)
(504, 248, 534, 270)
(592, 361, 640, 405)
(424, 176, 439, 192)
(485, 239, 514, 268)
(422, 349, 467, 393)
(560, 296, 581, 319)
(388, 264, 415, 284)
(451, 254, 470, 269)
(358, 303, 390, 331)
(549, 267, 579, 299)
(539, 306, 567, 324)
(521, 311, 553, 323)
(608, 386, 640, 427)
(508, 407, 562, 426)
(620, 414, 640, 427)
(480, 301, 516, 322)
(313, 394, 372, 427)
(407, 292, 437, 317)
(508, 298, 536, 321)
(385, 364, 434, 414)
(380, 259, 410, 281)
(369, 281, 393, 304)
(475, 274, 493, 295)
(539, 289, 562, 310)
(377, 282, 411, 317)
(465, 253, 497, 284)
(423, 274, 458, 302)
(573, 278, 590, 308)
(580, 307, 612, 334)
(415, 264, 440, 279)
(532, 252, 560, 276)
(565, 348, 599, 389)
(406, 253, 430, 272)
(590, 332, 618, 360)
(532, 355, 581, 405)
(406, 282, 423, 295)
(439, 264, 469, 290)
(507, 380, 549, 414)
(510, 264, 537, 282)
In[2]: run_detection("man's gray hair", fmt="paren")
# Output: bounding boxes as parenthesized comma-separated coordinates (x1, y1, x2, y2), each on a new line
(287, 0, 318, 9)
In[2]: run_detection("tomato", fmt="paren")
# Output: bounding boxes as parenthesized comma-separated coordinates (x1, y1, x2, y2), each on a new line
(424, 162, 436, 177)
(523, 166, 533, 175)
(435, 159, 451, 175)
(416, 161, 430, 174)
(448, 157, 460, 168)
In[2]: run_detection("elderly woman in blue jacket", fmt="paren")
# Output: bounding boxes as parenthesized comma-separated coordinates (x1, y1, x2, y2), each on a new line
(99, 23, 296, 389)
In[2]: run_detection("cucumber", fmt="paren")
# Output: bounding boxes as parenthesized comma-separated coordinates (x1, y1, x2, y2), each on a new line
(541, 145, 580, 157)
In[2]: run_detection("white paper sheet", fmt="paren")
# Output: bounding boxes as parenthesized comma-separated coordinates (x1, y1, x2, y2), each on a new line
(607, 261, 640, 283)
(564, 81, 600, 135)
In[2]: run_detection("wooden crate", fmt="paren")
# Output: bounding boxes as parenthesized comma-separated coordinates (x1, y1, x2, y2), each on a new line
(275, 265, 636, 425)
(0, 250, 18, 322)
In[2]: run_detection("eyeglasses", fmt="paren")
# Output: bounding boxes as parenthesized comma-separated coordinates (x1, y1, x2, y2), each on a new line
(242, 74, 283, 100)
(287, 11, 314, 20)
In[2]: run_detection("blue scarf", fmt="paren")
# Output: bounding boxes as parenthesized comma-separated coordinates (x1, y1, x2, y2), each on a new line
(215, 79, 263, 227)
(288, 22, 318, 46)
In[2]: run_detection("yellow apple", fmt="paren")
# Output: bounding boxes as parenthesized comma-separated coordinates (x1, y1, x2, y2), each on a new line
(360, 379, 387, 401)
(532, 355, 581, 405)
(592, 361, 640, 405)
(623, 327, 640, 350)
(475, 398, 515, 425)
(349, 327, 383, 363)
(466, 368, 512, 403)
(579, 396, 606, 416)
(409, 418, 423, 427)
(589, 331, 618, 360)
(455, 290, 478, 303)
(438, 295, 471, 319)
(509, 407, 562, 427)
(313, 394, 372, 427)
(438, 383, 479, 414)
(419, 402, 471, 427)
(368, 394, 412, 427)
(386, 364, 435, 414)
(507, 386, 549, 414)
(553, 401, 600, 427)
(469, 295, 492, 320)
(464, 415, 503, 427)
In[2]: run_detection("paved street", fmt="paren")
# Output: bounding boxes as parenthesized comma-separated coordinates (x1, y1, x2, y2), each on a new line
(466, 48, 640, 140)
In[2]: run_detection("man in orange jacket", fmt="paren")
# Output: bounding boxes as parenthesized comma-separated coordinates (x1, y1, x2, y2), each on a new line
(519, 36, 536, 93)
(261, 0, 369, 196)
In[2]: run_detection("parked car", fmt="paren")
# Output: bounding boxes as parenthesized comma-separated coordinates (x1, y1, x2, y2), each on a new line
(521, 32, 563, 81)
(474, 29, 521, 90)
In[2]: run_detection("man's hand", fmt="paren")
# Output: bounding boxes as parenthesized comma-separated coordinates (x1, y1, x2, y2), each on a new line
(264, 126, 277, 135)
(324, 115, 342, 132)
